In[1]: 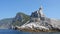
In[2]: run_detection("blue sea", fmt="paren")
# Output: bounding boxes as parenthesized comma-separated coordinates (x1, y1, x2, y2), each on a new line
(0, 29, 60, 34)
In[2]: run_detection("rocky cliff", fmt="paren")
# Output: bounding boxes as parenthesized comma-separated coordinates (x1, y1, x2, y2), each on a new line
(18, 6, 60, 32)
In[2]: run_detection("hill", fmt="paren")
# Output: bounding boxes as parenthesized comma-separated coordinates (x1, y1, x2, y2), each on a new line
(0, 12, 30, 29)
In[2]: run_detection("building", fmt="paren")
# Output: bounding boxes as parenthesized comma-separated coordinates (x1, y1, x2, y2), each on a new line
(30, 6, 45, 22)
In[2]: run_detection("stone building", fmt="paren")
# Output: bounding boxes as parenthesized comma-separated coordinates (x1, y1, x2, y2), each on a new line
(30, 6, 45, 22)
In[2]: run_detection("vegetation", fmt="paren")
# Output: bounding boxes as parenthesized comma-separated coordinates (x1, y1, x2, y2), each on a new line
(12, 12, 30, 26)
(0, 12, 30, 29)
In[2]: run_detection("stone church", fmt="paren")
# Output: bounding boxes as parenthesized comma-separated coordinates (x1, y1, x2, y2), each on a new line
(30, 6, 45, 22)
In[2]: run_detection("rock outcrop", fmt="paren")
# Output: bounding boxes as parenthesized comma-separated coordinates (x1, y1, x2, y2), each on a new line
(12, 12, 30, 26)
(18, 6, 60, 32)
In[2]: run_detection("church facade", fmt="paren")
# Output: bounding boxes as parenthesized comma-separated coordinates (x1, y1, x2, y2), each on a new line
(30, 6, 45, 22)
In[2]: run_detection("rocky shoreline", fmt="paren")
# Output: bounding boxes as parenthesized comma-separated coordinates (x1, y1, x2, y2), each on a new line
(13, 26, 60, 32)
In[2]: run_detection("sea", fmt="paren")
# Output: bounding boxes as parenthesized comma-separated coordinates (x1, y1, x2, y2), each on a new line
(0, 29, 60, 34)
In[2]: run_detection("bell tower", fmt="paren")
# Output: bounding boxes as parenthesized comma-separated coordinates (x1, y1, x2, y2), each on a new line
(38, 6, 45, 17)
(38, 6, 45, 20)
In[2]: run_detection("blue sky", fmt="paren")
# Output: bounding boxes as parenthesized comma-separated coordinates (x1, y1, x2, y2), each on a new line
(0, 0, 60, 19)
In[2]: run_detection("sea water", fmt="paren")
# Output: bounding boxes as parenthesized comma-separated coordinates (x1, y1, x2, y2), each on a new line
(0, 29, 60, 34)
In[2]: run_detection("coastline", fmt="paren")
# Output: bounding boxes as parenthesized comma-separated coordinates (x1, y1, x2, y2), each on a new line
(14, 26, 60, 32)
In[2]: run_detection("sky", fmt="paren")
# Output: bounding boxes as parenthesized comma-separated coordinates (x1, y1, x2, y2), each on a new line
(0, 0, 60, 19)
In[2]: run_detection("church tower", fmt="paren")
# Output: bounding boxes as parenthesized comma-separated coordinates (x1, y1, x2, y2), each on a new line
(38, 6, 45, 18)
(38, 6, 45, 20)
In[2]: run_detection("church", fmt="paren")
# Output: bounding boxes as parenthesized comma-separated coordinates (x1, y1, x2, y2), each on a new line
(30, 6, 45, 22)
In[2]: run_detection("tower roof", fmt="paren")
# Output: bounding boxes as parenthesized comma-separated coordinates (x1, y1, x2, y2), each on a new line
(39, 5, 43, 10)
